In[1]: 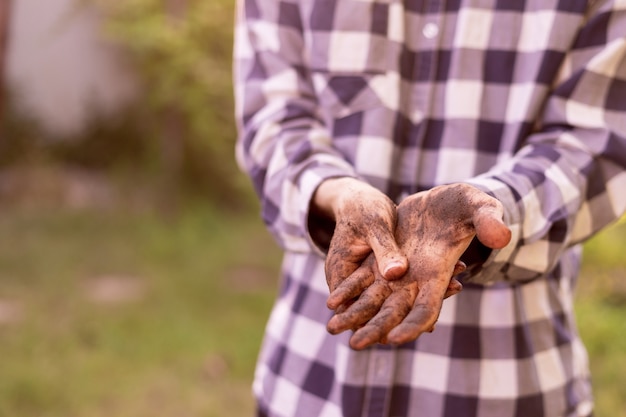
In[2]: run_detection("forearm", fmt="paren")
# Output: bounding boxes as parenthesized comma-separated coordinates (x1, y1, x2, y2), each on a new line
(457, 0, 626, 283)
(234, 0, 357, 253)
(467, 138, 625, 279)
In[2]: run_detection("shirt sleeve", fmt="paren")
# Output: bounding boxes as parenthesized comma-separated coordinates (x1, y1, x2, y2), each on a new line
(233, 0, 357, 254)
(464, 0, 626, 284)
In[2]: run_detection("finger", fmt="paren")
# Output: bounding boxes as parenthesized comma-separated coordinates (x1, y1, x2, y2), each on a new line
(349, 286, 416, 350)
(334, 297, 356, 315)
(443, 277, 463, 299)
(327, 262, 375, 310)
(366, 223, 408, 281)
(386, 278, 448, 345)
(324, 245, 364, 292)
(473, 205, 511, 249)
(325, 217, 382, 292)
(326, 281, 392, 335)
(443, 261, 466, 299)
(452, 260, 466, 276)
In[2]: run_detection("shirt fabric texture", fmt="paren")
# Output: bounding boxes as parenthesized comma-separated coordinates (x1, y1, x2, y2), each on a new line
(234, 0, 626, 416)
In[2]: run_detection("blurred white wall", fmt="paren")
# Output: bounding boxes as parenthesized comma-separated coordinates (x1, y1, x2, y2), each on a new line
(6, 0, 139, 137)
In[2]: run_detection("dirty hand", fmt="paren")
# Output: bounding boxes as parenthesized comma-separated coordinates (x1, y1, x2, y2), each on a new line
(327, 255, 466, 349)
(312, 178, 408, 295)
(326, 183, 512, 350)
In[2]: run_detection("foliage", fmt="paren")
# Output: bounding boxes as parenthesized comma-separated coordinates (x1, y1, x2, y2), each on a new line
(0, 92, 45, 166)
(79, 0, 244, 203)
(49, 109, 149, 171)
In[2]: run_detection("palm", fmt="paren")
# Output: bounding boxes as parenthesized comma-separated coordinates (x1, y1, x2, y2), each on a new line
(326, 184, 511, 350)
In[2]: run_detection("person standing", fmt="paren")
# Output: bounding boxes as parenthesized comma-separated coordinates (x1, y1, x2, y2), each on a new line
(234, 0, 626, 416)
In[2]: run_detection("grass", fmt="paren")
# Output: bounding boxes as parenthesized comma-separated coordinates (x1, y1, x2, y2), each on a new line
(577, 220, 626, 417)
(0, 203, 624, 416)
(0, 203, 281, 417)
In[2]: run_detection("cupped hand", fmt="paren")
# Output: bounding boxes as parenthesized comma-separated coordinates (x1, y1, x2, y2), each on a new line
(316, 178, 408, 295)
(326, 183, 512, 350)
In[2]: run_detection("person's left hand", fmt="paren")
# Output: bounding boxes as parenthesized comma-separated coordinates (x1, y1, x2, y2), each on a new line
(326, 184, 511, 350)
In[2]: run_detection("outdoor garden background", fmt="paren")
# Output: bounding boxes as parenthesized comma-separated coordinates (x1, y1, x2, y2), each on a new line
(0, 1, 624, 416)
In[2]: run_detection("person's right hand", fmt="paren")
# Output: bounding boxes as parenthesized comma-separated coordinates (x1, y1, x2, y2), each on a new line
(312, 178, 408, 296)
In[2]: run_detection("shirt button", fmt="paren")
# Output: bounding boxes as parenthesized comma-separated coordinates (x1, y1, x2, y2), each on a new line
(422, 22, 439, 39)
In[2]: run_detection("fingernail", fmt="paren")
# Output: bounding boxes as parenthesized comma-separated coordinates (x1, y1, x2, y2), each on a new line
(383, 261, 404, 278)
(326, 318, 340, 335)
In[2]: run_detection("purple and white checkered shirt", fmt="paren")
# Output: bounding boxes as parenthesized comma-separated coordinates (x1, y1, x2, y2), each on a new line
(234, 0, 626, 416)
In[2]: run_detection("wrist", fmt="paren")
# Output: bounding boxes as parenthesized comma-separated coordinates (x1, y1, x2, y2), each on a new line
(311, 177, 362, 220)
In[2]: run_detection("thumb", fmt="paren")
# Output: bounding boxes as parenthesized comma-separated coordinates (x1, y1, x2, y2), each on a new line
(473, 206, 511, 249)
(367, 230, 408, 280)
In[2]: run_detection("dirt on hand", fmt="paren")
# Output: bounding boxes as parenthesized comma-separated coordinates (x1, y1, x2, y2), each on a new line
(326, 183, 511, 350)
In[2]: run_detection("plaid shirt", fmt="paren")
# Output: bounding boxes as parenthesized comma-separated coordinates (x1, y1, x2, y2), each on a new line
(234, 0, 626, 416)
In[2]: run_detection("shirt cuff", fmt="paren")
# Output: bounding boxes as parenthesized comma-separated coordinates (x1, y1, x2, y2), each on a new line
(461, 177, 523, 284)
(298, 167, 359, 258)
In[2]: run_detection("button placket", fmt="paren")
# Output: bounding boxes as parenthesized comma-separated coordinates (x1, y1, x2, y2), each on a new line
(363, 347, 395, 417)
(410, 1, 444, 122)
(366, 349, 393, 385)
(396, 0, 446, 192)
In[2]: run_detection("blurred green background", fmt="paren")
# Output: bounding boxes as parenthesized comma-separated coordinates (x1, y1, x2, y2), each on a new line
(0, 1, 624, 416)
